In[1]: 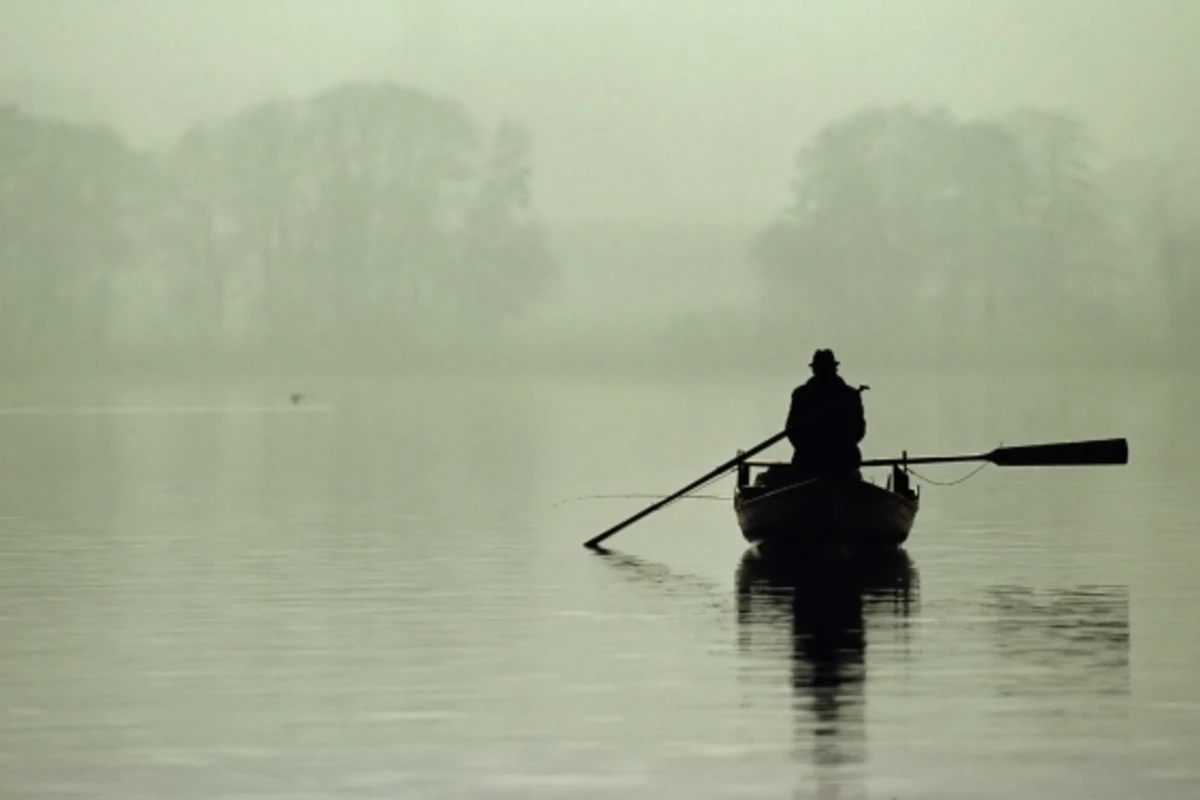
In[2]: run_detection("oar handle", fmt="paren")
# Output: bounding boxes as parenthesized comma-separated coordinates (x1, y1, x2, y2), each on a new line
(583, 431, 787, 549)
(862, 437, 1129, 469)
(862, 453, 984, 467)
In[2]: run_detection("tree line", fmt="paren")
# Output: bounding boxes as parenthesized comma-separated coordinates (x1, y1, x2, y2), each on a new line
(0, 81, 555, 372)
(1, 85, 1196, 374)
(750, 105, 1199, 368)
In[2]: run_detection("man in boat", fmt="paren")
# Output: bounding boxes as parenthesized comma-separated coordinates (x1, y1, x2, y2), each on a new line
(785, 348, 866, 482)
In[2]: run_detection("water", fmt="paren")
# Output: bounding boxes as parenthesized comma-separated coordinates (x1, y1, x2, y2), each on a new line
(0, 371, 1194, 798)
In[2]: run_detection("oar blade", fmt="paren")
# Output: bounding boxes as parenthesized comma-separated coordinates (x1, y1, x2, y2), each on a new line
(989, 438, 1128, 467)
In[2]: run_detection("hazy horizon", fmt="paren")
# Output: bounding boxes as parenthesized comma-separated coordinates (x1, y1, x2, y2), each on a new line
(3, 1, 1198, 226)
(2, 1, 1198, 378)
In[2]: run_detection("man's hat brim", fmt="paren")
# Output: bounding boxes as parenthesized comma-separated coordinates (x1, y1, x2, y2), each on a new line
(810, 350, 839, 368)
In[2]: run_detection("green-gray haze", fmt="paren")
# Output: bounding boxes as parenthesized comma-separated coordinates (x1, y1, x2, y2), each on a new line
(1, 1, 1198, 373)
(0, 3, 1197, 796)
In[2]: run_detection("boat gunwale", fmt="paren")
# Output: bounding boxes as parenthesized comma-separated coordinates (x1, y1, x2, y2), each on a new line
(734, 475, 919, 512)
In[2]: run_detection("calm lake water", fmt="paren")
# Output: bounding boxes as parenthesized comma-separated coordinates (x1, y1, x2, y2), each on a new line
(0, 371, 1195, 799)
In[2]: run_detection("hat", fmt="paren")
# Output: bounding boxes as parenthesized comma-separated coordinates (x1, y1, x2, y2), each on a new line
(810, 348, 839, 370)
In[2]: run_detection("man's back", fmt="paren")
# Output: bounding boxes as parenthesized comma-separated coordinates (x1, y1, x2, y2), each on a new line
(785, 348, 866, 479)
(788, 375, 864, 439)
(785, 374, 865, 477)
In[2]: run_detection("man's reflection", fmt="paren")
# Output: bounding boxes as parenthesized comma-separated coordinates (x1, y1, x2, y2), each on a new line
(735, 549, 917, 799)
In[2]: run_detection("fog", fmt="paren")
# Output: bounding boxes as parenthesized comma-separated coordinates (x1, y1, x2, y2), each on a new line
(2, 1, 1198, 377)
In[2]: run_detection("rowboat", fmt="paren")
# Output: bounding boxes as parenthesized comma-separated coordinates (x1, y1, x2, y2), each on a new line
(583, 434, 1125, 553)
(733, 460, 919, 556)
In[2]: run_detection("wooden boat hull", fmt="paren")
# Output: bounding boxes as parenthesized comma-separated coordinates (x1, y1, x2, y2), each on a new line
(734, 476, 918, 556)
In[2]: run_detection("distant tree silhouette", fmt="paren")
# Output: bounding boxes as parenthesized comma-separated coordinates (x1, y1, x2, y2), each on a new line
(161, 82, 557, 357)
(1003, 108, 1124, 332)
(1116, 153, 1200, 362)
(0, 81, 559, 373)
(751, 104, 1130, 365)
(456, 119, 557, 326)
(3, 87, 1197, 374)
(0, 106, 152, 367)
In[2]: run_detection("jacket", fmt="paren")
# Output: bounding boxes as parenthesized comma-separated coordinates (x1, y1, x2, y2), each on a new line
(785, 374, 866, 456)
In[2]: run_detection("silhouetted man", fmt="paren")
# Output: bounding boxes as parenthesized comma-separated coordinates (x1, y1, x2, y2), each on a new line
(785, 349, 866, 481)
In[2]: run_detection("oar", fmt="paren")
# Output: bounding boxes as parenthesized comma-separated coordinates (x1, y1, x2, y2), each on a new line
(862, 437, 1128, 468)
(583, 431, 787, 550)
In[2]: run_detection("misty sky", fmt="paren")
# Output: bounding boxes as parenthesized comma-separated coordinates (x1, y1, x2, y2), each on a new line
(2, 1, 1198, 224)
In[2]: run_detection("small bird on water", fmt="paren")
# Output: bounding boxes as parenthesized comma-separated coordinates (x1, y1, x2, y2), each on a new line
(290, 393, 303, 405)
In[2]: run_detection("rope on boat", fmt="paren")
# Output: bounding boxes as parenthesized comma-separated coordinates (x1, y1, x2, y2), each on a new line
(903, 440, 1000, 486)
(906, 461, 990, 486)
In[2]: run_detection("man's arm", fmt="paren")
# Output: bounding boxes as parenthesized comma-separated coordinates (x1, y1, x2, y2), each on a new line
(785, 388, 804, 447)
(849, 387, 866, 443)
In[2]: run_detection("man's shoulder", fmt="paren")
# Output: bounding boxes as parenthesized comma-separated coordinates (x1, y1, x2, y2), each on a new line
(792, 375, 863, 396)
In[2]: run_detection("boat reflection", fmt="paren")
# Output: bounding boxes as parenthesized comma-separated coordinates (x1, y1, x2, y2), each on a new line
(735, 547, 918, 799)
